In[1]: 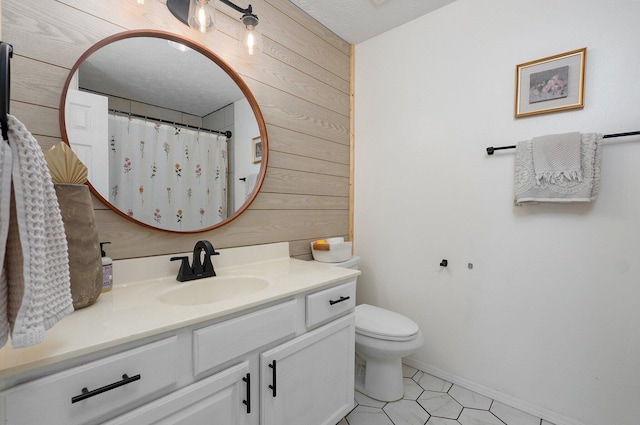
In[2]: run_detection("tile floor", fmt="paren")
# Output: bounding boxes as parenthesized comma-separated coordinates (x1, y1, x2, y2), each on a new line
(337, 365, 556, 425)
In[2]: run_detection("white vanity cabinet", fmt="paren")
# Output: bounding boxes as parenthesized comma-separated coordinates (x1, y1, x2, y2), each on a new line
(186, 280, 355, 425)
(260, 314, 355, 425)
(0, 276, 357, 425)
(260, 280, 356, 425)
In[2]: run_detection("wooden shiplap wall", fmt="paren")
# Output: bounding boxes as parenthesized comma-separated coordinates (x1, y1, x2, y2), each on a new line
(1, 0, 351, 260)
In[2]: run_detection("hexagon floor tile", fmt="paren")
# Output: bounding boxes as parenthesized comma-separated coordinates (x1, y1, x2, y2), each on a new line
(337, 364, 557, 425)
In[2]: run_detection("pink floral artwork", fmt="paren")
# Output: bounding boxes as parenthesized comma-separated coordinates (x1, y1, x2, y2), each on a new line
(529, 65, 568, 103)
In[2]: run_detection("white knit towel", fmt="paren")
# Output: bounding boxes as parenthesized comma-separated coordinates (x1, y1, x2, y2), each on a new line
(515, 133, 603, 204)
(532, 132, 582, 184)
(0, 114, 73, 349)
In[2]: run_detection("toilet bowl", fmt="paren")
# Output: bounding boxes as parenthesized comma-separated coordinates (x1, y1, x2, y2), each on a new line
(355, 304, 423, 401)
(313, 256, 423, 402)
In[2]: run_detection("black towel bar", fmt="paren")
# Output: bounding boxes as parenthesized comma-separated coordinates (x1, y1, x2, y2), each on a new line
(486, 130, 640, 155)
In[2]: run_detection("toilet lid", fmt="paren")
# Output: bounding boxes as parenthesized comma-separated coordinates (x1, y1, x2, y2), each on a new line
(355, 304, 420, 341)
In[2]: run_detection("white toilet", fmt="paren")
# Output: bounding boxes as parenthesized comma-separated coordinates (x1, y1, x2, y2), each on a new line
(315, 256, 423, 402)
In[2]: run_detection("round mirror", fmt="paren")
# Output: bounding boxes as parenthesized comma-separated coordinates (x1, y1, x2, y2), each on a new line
(60, 30, 267, 233)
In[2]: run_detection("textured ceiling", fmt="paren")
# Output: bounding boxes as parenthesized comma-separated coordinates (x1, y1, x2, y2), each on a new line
(79, 37, 243, 117)
(288, 0, 457, 44)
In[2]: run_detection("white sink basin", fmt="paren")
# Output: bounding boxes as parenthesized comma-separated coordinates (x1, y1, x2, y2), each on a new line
(159, 276, 270, 305)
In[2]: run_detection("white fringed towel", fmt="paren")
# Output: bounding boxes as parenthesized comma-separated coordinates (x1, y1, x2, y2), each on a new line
(0, 115, 73, 349)
(515, 133, 603, 204)
(245, 173, 258, 200)
(532, 132, 583, 184)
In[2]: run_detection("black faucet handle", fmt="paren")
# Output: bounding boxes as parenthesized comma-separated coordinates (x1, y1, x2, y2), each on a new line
(195, 240, 220, 256)
(170, 256, 192, 282)
(192, 240, 220, 277)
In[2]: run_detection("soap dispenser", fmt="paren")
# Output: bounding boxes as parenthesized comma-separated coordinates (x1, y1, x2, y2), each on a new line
(100, 242, 113, 292)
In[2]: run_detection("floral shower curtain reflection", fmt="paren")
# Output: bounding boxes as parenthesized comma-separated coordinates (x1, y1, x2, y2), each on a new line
(108, 114, 228, 231)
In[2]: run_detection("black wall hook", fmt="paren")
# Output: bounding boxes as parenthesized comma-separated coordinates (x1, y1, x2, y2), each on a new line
(440, 259, 448, 267)
(1, 41, 13, 142)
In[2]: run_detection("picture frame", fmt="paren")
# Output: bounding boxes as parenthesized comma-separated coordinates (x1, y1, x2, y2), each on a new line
(515, 48, 586, 118)
(252, 136, 262, 163)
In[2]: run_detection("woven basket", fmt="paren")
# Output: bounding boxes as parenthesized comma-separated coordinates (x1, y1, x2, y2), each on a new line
(54, 184, 102, 309)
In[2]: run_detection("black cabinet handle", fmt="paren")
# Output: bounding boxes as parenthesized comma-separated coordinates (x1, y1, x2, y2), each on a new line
(329, 296, 350, 306)
(242, 373, 251, 413)
(71, 374, 141, 404)
(268, 360, 277, 397)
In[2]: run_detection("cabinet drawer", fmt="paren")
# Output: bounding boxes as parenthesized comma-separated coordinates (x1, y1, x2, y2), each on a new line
(0, 336, 178, 425)
(103, 361, 251, 425)
(193, 300, 298, 376)
(306, 279, 356, 328)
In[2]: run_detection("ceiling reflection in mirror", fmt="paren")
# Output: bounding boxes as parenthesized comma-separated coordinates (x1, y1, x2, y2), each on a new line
(61, 31, 267, 233)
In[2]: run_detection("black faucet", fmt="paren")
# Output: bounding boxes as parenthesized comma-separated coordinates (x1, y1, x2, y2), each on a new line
(170, 240, 220, 282)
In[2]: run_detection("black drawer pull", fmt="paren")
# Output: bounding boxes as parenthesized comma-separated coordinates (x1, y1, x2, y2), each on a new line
(71, 374, 141, 404)
(268, 360, 277, 397)
(329, 296, 350, 306)
(242, 373, 251, 413)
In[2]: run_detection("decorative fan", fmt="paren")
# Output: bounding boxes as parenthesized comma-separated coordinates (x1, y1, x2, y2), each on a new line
(45, 142, 88, 184)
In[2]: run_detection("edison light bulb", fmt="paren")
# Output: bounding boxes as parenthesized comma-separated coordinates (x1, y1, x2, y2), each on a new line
(188, 0, 214, 33)
(245, 27, 256, 55)
(242, 25, 262, 56)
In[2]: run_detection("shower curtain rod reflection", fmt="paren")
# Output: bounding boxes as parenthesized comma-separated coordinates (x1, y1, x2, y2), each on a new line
(109, 109, 232, 139)
(485, 130, 640, 155)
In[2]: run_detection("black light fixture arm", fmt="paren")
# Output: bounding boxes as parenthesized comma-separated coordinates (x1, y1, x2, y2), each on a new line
(220, 0, 259, 28)
(166, 0, 258, 29)
(219, 0, 252, 15)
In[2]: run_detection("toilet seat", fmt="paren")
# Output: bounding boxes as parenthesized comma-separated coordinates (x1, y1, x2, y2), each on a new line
(355, 304, 419, 342)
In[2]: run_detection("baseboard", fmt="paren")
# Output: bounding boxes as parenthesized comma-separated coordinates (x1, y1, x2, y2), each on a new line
(403, 357, 585, 425)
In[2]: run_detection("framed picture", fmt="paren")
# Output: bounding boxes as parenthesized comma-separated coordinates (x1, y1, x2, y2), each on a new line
(252, 136, 262, 163)
(515, 48, 586, 118)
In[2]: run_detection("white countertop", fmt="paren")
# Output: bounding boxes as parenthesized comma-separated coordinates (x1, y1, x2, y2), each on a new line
(0, 243, 359, 379)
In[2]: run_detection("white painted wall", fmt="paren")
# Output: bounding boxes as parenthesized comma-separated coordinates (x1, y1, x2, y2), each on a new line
(202, 98, 259, 212)
(353, 1, 640, 425)
(233, 97, 260, 211)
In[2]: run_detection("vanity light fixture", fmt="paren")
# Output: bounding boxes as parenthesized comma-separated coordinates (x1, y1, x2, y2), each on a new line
(166, 0, 261, 55)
